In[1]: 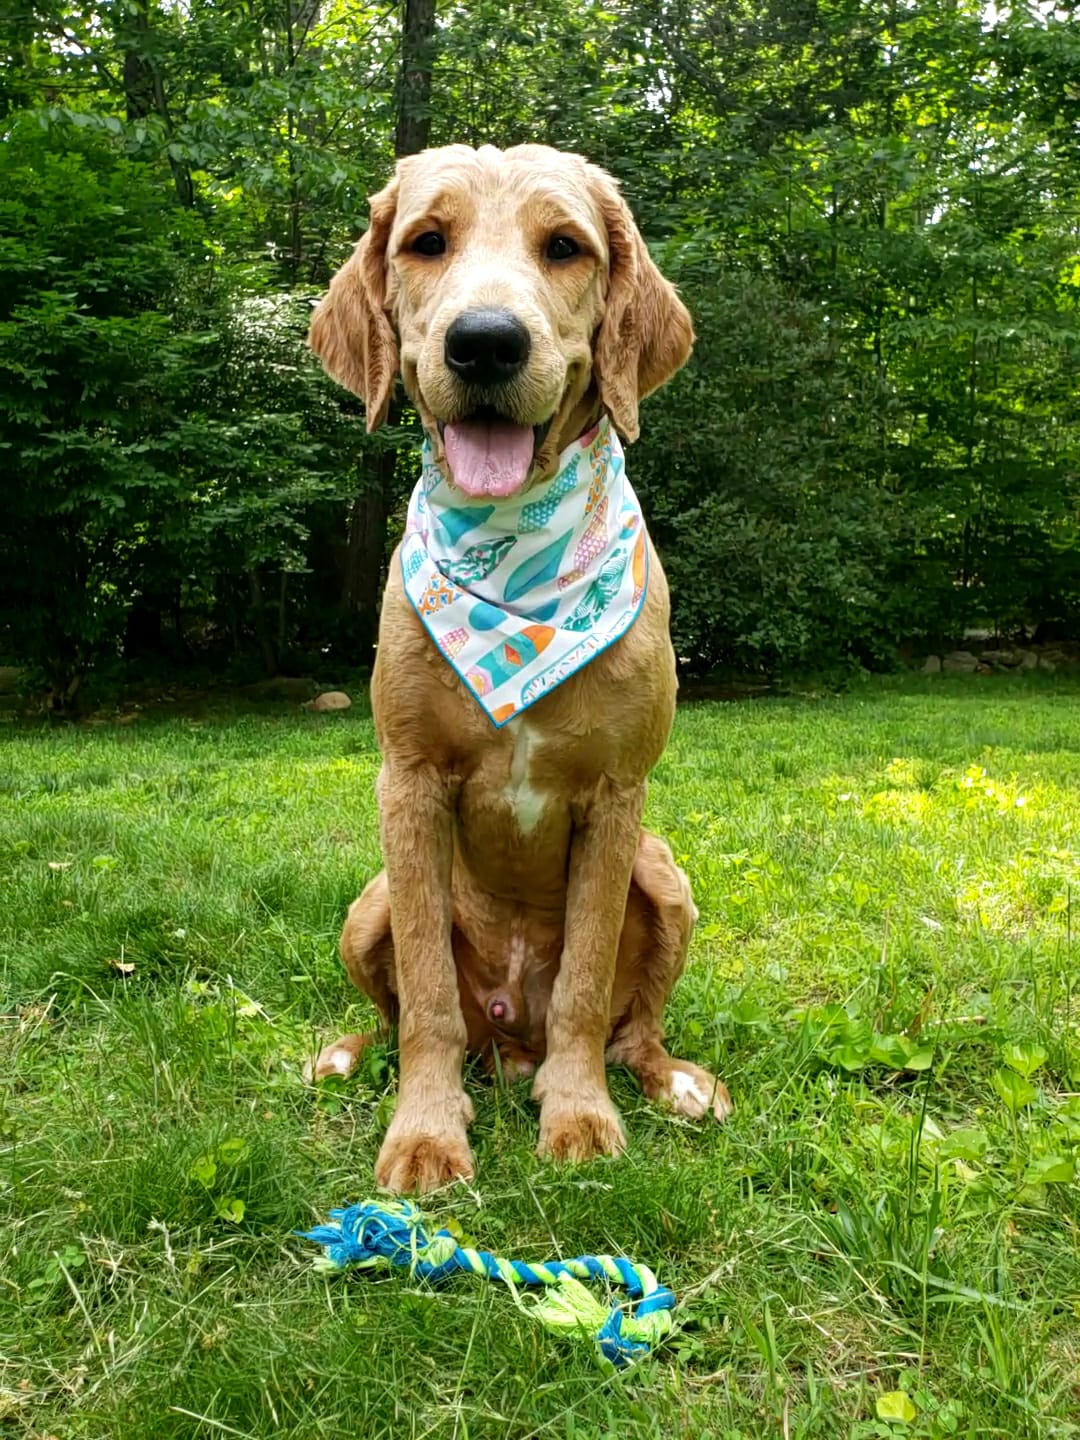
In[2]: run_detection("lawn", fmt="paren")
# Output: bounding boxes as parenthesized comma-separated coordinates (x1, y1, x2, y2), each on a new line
(3, 675, 1080, 1439)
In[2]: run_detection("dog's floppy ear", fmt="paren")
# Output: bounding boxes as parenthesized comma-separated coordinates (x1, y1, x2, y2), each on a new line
(309, 176, 399, 431)
(590, 168, 694, 443)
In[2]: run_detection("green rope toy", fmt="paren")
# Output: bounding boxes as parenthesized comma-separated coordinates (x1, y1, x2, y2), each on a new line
(298, 1198, 676, 1367)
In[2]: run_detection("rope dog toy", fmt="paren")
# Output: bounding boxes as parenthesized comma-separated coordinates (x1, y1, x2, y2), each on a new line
(298, 1198, 676, 1367)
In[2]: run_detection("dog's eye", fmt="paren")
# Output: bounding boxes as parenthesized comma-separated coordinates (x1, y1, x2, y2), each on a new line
(546, 235, 580, 261)
(411, 231, 446, 257)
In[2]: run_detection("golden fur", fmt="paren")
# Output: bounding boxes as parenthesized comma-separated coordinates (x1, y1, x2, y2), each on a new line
(308, 143, 729, 1194)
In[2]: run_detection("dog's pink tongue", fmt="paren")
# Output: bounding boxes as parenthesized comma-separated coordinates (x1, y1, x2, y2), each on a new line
(443, 418, 534, 498)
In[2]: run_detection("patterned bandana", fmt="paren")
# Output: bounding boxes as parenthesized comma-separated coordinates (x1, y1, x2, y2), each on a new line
(401, 414, 648, 728)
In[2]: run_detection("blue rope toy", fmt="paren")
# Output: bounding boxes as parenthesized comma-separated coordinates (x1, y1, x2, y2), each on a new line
(298, 1198, 677, 1367)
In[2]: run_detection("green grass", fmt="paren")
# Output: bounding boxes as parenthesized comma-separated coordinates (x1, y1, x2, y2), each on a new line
(3, 675, 1080, 1439)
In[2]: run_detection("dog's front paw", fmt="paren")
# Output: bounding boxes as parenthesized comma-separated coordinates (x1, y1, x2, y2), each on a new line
(536, 1093, 626, 1163)
(375, 1112, 474, 1195)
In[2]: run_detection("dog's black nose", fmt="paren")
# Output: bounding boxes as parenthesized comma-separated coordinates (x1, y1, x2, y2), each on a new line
(444, 309, 531, 386)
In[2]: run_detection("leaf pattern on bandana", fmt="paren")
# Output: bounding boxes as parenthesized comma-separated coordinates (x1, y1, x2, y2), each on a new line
(440, 535, 517, 587)
(562, 548, 630, 632)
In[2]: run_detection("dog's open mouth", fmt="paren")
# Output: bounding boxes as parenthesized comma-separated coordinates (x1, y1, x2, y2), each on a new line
(436, 406, 554, 499)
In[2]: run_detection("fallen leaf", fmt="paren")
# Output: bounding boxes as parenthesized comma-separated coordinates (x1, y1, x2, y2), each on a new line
(877, 1391, 918, 1423)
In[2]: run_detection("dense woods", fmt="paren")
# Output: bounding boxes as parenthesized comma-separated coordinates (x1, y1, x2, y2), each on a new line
(2, 0, 1078, 698)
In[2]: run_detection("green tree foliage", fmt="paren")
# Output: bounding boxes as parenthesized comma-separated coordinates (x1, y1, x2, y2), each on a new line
(636, 264, 906, 669)
(0, 119, 205, 697)
(2, 0, 1078, 691)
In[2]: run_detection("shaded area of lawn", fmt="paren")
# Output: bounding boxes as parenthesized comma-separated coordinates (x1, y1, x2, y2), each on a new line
(3, 675, 1080, 1438)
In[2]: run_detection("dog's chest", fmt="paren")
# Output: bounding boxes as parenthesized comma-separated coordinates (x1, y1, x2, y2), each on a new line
(502, 718, 546, 835)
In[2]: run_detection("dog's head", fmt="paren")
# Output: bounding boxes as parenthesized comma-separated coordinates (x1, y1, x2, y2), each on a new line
(310, 143, 693, 498)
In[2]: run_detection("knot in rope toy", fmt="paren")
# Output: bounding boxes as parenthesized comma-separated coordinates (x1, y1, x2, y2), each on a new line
(298, 1198, 676, 1367)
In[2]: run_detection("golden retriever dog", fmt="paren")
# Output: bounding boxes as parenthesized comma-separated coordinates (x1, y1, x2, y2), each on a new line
(308, 143, 730, 1194)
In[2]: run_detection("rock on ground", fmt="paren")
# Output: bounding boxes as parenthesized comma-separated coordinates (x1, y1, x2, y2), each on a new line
(942, 650, 979, 673)
(303, 690, 352, 712)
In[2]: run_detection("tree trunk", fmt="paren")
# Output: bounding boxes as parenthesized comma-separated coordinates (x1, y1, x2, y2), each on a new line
(342, 449, 394, 657)
(120, 0, 193, 205)
(247, 569, 278, 676)
(395, 0, 436, 159)
(283, 0, 323, 279)
(336, 0, 437, 663)
(123, 35, 155, 122)
(277, 571, 289, 660)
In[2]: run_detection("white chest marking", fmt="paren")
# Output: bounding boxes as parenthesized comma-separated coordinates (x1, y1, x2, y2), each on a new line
(505, 720, 546, 835)
(506, 931, 527, 981)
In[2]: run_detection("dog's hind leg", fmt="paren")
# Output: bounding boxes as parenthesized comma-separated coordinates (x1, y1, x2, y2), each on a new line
(306, 872, 398, 1082)
(605, 831, 732, 1121)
